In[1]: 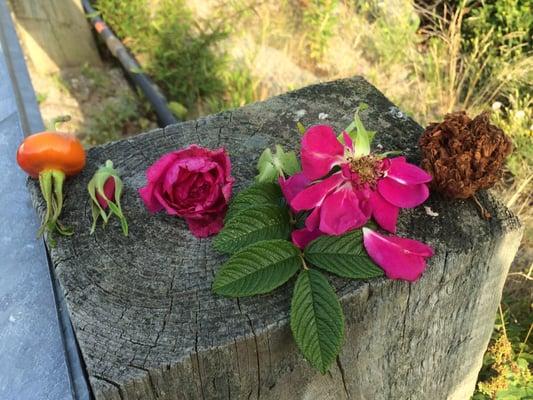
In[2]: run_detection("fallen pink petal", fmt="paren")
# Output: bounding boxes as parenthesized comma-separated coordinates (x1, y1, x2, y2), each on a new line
(362, 228, 434, 282)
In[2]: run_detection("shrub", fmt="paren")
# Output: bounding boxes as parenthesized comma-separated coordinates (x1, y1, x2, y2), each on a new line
(473, 303, 533, 400)
(96, 0, 234, 117)
(94, 0, 151, 53)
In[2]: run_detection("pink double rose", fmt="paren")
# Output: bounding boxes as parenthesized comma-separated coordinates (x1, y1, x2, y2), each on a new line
(139, 145, 234, 238)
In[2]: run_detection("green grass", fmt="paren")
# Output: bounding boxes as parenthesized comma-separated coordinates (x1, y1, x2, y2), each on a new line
(35, 91, 47, 104)
(95, 0, 253, 118)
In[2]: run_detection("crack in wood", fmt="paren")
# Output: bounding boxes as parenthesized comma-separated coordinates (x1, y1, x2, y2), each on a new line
(401, 283, 412, 344)
(193, 292, 206, 400)
(92, 375, 125, 400)
(336, 356, 350, 399)
(127, 364, 159, 399)
(245, 313, 261, 400)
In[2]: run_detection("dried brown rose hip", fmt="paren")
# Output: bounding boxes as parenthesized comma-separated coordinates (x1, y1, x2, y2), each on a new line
(419, 111, 512, 200)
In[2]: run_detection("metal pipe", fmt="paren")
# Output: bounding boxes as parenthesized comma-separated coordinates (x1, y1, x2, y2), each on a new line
(81, 0, 178, 127)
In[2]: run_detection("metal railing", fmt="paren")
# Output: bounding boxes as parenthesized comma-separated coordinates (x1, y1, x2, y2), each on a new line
(0, 1, 90, 398)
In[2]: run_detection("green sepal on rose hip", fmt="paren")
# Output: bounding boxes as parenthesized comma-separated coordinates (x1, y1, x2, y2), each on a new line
(87, 160, 128, 236)
(16, 117, 86, 244)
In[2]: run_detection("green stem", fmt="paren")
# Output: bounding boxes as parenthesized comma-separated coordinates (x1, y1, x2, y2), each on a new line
(300, 254, 309, 270)
(47, 115, 71, 131)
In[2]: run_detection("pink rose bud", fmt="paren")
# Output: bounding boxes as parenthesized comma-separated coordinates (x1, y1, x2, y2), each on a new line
(139, 145, 235, 238)
(96, 176, 116, 209)
(87, 160, 128, 236)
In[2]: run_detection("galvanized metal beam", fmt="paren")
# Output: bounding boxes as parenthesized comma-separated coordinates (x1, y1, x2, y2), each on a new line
(0, 1, 90, 398)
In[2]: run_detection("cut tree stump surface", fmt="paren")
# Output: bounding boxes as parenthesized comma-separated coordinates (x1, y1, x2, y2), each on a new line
(29, 77, 523, 400)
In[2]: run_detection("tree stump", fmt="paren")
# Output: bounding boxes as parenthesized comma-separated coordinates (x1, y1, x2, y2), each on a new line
(29, 77, 522, 400)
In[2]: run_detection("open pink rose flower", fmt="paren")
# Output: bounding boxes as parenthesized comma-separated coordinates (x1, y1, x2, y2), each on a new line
(278, 123, 434, 281)
(288, 125, 432, 242)
(362, 228, 434, 281)
(139, 145, 234, 238)
(279, 173, 323, 248)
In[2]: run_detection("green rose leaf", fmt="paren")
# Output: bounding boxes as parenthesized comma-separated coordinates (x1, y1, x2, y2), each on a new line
(274, 145, 300, 176)
(226, 182, 283, 221)
(291, 269, 344, 374)
(213, 240, 301, 297)
(256, 145, 300, 183)
(256, 148, 279, 183)
(214, 205, 291, 254)
(304, 230, 384, 279)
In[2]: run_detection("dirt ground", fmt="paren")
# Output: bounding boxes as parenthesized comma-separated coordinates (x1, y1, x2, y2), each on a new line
(27, 60, 157, 146)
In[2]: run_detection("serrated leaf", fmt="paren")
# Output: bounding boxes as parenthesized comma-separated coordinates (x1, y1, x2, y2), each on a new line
(213, 240, 301, 297)
(291, 269, 344, 374)
(256, 148, 277, 183)
(304, 230, 383, 279)
(225, 183, 283, 221)
(256, 162, 278, 183)
(214, 205, 290, 254)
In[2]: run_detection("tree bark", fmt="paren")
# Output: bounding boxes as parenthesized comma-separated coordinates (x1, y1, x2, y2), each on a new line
(29, 77, 522, 400)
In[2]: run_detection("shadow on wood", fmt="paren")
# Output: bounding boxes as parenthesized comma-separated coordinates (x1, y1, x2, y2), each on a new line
(28, 77, 523, 400)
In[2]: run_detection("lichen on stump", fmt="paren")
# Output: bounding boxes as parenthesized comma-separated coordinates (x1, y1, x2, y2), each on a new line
(28, 77, 522, 400)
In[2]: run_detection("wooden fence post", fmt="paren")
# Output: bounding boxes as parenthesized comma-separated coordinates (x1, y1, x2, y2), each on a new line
(28, 77, 523, 400)
(8, 0, 101, 74)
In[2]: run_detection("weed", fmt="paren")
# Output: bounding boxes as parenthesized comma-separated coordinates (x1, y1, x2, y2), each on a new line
(149, 0, 228, 115)
(93, 0, 151, 53)
(302, 0, 339, 66)
(35, 92, 47, 104)
(50, 73, 70, 94)
(82, 92, 140, 145)
(96, 0, 239, 117)
(80, 63, 107, 89)
(473, 301, 533, 399)
(206, 65, 259, 112)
